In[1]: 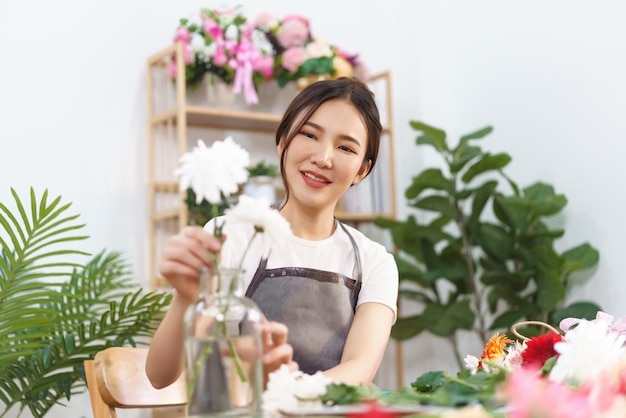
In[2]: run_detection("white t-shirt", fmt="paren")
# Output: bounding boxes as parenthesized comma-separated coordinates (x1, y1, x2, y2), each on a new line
(205, 216, 398, 321)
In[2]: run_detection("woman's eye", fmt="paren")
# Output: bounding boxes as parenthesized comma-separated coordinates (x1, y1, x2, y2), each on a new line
(299, 131, 316, 139)
(339, 145, 357, 154)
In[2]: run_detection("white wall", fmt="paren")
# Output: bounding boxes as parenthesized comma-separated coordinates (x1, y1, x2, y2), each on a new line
(2, 1, 625, 416)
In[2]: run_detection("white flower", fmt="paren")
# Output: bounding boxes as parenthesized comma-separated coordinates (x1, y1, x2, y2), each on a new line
(503, 341, 526, 370)
(464, 355, 480, 374)
(175, 137, 250, 204)
(225, 195, 292, 256)
(549, 320, 626, 386)
(305, 38, 333, 59)
(262, 365, 332, 418)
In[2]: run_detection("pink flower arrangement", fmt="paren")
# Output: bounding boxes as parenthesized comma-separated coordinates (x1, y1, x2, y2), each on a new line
(170, 6, 275, 105)
(170, 6, 371, 104)
(253, 12, 370, 88)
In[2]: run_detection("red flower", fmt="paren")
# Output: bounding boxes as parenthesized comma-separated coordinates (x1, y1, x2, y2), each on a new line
(521, 332, 563, 369)
(348, 402, 397, 418)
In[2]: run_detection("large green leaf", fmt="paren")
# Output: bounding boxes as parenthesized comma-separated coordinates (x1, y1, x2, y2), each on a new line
(410, 121, 448, 153)
(461, 153, 511, 184)
(405, 168, 452, 199)
(420, 299, 475, 337)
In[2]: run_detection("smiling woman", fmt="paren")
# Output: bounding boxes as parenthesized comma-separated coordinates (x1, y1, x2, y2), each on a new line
(146, 78, 399, 411)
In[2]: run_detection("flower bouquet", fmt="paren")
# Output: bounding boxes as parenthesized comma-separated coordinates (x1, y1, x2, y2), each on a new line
(254, 13, 370, 89)
(170, 6, 275, 105)
(175, 136, 291, 416)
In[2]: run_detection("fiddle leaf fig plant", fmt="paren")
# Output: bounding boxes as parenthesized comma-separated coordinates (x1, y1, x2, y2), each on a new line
(0, 188, 172, 418)
(375, 121, 600, 368)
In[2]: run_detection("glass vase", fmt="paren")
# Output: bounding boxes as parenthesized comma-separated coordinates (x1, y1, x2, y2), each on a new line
(184, 267, 264, 418)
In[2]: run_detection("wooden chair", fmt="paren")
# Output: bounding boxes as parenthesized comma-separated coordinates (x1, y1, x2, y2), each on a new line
(84, 346, 187, 418)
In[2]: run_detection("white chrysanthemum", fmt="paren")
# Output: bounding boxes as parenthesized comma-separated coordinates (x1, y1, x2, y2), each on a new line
(175, 137, 250, 204)
(225, 195, 292, 256)
(549, 320, 626, 386)
(262, 365, 331, 418)
(292, 371, 332, 400)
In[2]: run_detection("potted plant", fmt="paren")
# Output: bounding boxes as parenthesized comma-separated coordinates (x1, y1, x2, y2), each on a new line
(244, 159, 281, 205)
(0, 188, 172, 417)
(375, 121, 601, 369)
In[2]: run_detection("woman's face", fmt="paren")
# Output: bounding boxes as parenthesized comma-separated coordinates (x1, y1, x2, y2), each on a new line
(278, 99, 371, 213)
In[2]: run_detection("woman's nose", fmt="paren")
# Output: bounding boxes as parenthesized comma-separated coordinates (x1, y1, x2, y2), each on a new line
(311, 145, 332, 168)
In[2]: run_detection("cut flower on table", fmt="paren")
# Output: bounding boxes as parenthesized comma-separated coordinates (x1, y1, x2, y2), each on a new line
(258, 311, 626, 417)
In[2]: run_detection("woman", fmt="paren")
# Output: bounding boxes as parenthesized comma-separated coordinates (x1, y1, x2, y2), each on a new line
(146, 77, 398, 388)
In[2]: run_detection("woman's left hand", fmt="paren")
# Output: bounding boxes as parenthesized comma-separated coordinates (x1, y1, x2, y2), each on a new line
(261, 320, 298, 384)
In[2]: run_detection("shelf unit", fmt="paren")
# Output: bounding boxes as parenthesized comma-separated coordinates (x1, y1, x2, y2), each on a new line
(146, 42, 396, 290)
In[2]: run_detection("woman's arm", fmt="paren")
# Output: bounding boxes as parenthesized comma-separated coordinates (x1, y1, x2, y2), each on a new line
(322, 302, 395, 385)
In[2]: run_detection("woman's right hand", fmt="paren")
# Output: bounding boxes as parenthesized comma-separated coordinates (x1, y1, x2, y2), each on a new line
(158, 225, 223, 304)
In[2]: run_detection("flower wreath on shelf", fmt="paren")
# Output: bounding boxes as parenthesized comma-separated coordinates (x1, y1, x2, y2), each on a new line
(170, 6, 275, 105)
(254, 12, 370, 89)
(258, 311, 626, 418)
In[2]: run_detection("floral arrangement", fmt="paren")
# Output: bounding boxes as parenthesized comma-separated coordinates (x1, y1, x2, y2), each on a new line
(258, 311, 626, 417)
(169, 6, 370, 104)
(253, 12, 369, 88)
(170, 6, 275, 104)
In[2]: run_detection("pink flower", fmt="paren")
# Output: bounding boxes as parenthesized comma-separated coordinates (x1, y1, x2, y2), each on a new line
(174, 26, 192, 44)
(276, 15, 310, 48)
(281, 47, 306, 72)
(500, 368, 592, 418)
(252, 54, 274, 78)
(204, 18, 223, 41)
(212, 46, 228, 67)
(253, 12, 279, 30)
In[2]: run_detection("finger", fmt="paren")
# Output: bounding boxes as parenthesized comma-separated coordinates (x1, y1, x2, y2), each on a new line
(262, 321, 288, 347)
(263, 343, 294, 370)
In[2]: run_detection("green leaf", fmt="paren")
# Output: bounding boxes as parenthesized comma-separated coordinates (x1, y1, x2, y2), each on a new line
(536, 269, 565, 311)
(561, 243, 600, 275)
(421, 300, 475, 336)
(450, 145, 482, 174)
(410, 121, 448, 153)
(461, 153, 512, 184)
(550, 302, 601, 325)
(412, 195, 457, 219)
(459, 126, 493, 142)
(523, 183, 567, 217)
(405, 169, 452, 199)
(391, 316, 424, 340)
(411, 371, 446, 392)
(477, 223, 513, 261)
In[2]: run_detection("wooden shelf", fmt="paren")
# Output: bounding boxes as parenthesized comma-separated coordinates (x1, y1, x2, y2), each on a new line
(151, 106, 282, 132)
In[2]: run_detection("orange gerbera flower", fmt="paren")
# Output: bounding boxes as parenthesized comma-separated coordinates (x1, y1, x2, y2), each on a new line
(480, 333, 514, 362)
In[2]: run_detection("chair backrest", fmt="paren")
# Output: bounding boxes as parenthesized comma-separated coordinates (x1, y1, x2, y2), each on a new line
(84, 346, 187, 418)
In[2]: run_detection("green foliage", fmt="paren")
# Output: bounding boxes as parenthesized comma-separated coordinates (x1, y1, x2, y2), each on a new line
(186, 188, 230, 227)
(375, 121, 601, 368)
(0, 188, 172, 417)
(247, 160, 280, 178)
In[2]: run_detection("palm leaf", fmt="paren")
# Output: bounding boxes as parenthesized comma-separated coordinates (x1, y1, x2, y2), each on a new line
(0, 188, 172, 417)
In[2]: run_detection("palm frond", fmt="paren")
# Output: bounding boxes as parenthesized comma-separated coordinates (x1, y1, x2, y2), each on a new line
(0, 188, 172, 418)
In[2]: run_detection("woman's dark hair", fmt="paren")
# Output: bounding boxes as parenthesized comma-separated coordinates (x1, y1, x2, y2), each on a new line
(275, 77, 382, 206)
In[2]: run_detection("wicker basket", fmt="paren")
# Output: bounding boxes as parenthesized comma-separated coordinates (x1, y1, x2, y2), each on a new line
(511, 320, 562, 341)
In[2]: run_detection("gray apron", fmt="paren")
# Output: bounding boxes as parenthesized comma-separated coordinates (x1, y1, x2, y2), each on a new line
(245, 222, 362, 374)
